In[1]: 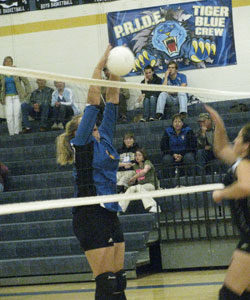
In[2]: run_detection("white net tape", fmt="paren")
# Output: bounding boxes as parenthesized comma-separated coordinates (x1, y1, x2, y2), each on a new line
(0, 183, 224, 215)
(0, 66, 250, 103)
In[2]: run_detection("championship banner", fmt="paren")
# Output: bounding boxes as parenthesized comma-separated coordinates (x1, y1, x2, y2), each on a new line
(0, 0, 29, 14)
(36, 0, 79, 10)
(107, 0, 237, 76)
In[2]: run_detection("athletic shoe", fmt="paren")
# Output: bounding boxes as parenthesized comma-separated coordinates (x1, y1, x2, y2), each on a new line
(57, 123, 64, 130)
(39, 127, 47, 132)
(140, 118, 146, 122)
(180, 112, 187, 120)
(149, 117, 155, 121)
(149, 205, 161, 213)
(22, 127, 32, 134)
(51, 123, 58, 130)
(156, 113, 163, 120)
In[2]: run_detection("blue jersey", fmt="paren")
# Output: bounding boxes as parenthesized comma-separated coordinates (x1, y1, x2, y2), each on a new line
(71, 103, 121, 212)
(167, 72, 187, 86)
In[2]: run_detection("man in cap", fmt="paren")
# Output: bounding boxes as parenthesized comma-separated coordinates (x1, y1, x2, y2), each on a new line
(196, 113, 216, 174)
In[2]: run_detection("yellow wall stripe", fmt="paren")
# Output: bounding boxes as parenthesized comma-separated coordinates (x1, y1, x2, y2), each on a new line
(0, 0, 249, 38)
(0, 13, 106, 37)
(233, 0, 250, 7)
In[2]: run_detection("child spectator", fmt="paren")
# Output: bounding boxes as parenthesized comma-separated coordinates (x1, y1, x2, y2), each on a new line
(117, 132, 139, 192)
(120, 148, 160, 213)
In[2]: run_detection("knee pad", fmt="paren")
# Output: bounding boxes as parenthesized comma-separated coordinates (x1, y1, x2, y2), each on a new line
(95, 272, 117, 296)
(115, 269, 127, 293)
(219, 285, 241, 300)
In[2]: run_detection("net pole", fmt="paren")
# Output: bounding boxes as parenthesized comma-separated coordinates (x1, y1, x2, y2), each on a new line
(0, 183, 224, 216)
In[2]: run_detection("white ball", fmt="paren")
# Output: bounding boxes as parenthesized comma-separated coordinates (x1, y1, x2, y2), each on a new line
(107, 46, 135, 76)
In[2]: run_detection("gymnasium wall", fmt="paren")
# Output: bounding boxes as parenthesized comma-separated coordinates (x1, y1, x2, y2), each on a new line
(0, 0, 249, 112)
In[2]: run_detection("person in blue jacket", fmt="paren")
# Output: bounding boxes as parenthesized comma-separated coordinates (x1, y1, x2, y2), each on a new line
(56, 45, 127, 300)
(161, 113, 196, 178)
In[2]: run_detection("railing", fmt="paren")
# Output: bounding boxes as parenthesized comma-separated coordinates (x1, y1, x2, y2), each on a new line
(155, 161, 239, 242)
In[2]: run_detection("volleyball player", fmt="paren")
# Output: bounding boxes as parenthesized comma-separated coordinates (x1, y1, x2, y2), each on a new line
(56, 45, 127, 300)
(205, 105, 250, 300)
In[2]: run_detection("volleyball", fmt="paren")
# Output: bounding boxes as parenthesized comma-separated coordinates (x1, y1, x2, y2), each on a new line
(107, 46, 135, 76)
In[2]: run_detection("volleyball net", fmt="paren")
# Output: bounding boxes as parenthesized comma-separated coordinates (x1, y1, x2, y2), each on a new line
(0, 65, 246, 248)
(0, 65, 250, 112)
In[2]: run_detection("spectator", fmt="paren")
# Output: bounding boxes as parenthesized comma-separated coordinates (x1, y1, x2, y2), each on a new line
(0, 162, 9, 192)
(120, 148, 160, 213)
(117, 132, 139, 193)
(21, 79, 54, 133)
(0, 56, 31, 136)
(51, 81, 80, 130)
(196, 113, 216, 174)
(161, 113, 196, 177)
(101, 67, 130, 123)
(156, 61, 188, 120)
(138, 65, 162, 122)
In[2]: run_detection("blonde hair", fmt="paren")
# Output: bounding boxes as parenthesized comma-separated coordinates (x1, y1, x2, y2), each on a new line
(56, 114, 82, 165)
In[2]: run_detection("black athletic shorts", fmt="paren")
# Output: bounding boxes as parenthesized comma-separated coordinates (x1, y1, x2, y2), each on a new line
(236, 239, 250, 253)
(72, 205, 124, 251)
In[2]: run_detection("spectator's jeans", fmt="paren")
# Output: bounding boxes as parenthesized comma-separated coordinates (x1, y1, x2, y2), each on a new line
(52, 105, 74, 125)
(117, 170, 136, 188)
(197, 149, 216, 175)
(143, 96, 157, 120)
(120, 183, 156, 212)
(163, 152, 195, 177)
(0, 183, 4, 192)
(156, 92, 188, 115)
(5, 95, 21, 136)
(21, 102, 51, 128)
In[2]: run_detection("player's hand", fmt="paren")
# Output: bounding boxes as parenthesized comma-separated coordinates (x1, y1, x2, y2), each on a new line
(98, 44, 112, 69)
(213, 190, 224, 203)
(205, 105, 224, 127)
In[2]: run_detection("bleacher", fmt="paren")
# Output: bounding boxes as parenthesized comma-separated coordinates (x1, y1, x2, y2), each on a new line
(0, 98, 249, 285)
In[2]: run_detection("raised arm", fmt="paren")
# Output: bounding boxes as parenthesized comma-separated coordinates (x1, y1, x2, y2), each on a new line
(98, 73, 120, 141)
(87, 45, 112, 106)
(205, 105, 237, 165)
(213, 159, 250, 202)
(71, 45, 112, 146)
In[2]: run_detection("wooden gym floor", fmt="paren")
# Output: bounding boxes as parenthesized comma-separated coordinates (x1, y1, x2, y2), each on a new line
(0, 269, 225, 300)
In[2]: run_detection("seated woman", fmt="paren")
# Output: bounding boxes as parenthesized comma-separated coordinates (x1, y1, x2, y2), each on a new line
(161, 113, 196, 178)
(117, 132, 139, 193)
(51, 81, 80, 130)
(120, 148, 160, 213)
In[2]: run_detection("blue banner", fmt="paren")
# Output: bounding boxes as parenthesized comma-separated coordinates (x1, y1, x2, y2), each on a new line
(107, 0, 236, 76)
